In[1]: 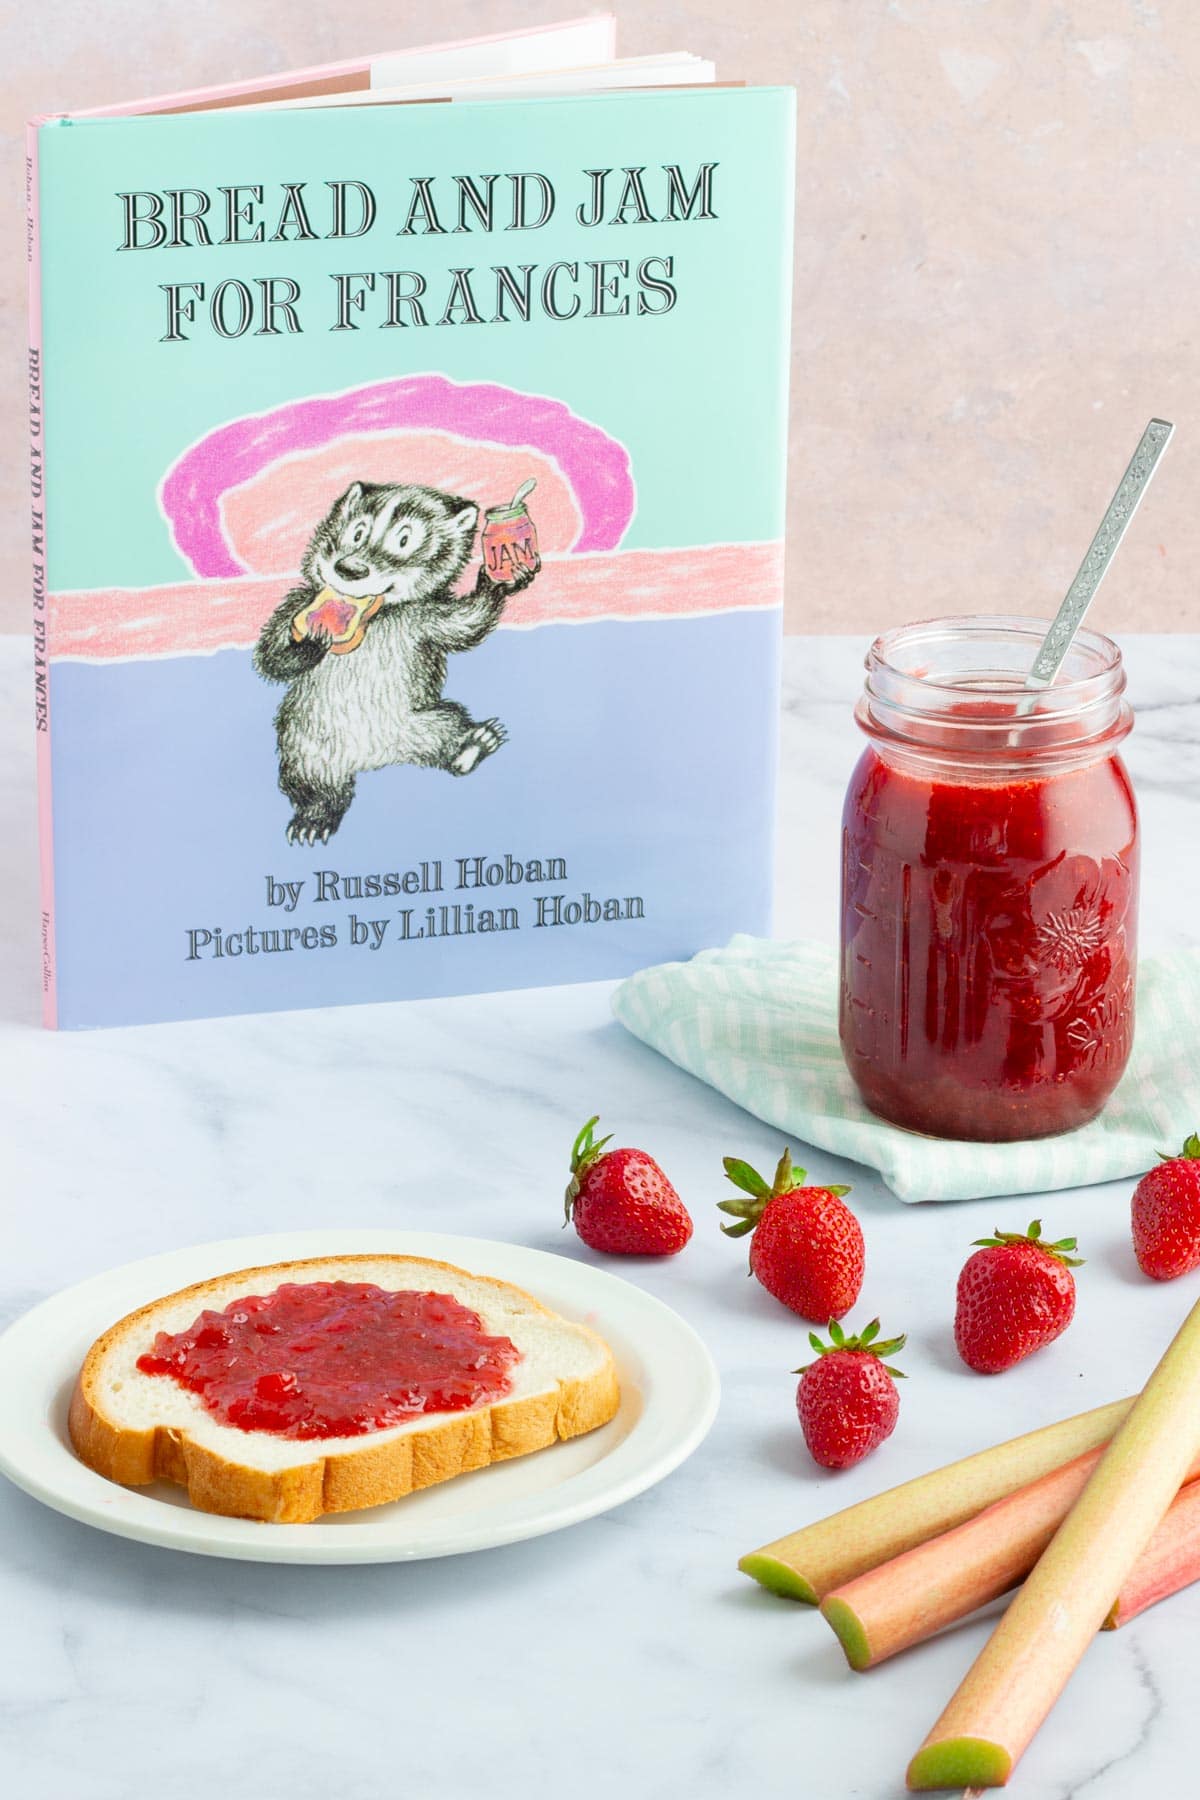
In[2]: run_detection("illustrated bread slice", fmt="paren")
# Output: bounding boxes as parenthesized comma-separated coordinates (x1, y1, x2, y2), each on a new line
(290, 587, 383, 654)
(69, 1254, 620, 1524)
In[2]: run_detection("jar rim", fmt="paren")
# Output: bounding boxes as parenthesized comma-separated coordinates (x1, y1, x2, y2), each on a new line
(858, 613, 1131, 771)
(868, 613, 1123, 696)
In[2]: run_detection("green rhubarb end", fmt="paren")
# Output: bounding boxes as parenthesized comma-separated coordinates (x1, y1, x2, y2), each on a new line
(820, 1594, 872, 1672)
(737, 1551, 818, 1604)
(906, 1736, 1013, 1791)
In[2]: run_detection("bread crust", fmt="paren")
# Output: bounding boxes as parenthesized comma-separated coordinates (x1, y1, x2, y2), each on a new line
(69, 1254, 620, 1524)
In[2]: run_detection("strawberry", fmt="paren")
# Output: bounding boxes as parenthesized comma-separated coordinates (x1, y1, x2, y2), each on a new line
(564, 1116, 693, 1255)
(954, 1221, 1082, 1374)
(1132, 1134, 1200, 1280)
(795, 1318, 906, 1470)
(718, 1149, 864, 1321)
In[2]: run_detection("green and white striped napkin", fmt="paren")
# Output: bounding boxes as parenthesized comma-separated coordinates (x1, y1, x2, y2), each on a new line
(611, 937, 1200, 1204)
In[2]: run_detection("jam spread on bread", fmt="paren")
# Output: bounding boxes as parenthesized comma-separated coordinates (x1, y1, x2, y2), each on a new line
(135, 1281, 521, 1440)
(289, 587, 384, 655)
(305, 594, 357, 637)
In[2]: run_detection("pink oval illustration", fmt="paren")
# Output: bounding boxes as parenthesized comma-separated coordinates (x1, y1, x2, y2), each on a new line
(161, 375, 636, 579)
(221, 434, 582, 577)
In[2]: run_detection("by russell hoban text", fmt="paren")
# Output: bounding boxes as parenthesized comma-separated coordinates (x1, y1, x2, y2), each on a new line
(184, 852, 646, 961)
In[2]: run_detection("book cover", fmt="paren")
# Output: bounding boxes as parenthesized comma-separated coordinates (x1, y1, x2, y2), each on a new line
(29, 82, 795, 1028)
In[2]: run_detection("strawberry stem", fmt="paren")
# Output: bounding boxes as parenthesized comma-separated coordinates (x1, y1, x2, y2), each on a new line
(565, 1114, 615, 1223)
(1158, 1132, 1200, 1163)
(794, 1317, 907, 1374)
(718, 1149, 851, 1239)
(970, 1220, 1084, 1268)
(723, 1158, 772, 1198)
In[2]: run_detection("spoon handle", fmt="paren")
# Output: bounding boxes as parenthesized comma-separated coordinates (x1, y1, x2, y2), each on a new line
(1026, 417, 1174, 689)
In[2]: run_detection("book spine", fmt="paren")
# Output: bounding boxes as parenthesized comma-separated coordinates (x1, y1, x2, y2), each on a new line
(26, 119, 57, 1027)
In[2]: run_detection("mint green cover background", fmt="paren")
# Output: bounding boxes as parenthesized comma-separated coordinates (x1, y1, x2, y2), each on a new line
(37, 87, 795, 593)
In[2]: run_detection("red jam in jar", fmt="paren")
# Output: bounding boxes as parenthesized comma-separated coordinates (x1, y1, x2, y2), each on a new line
(839, 617, 1138, 1141)
(136, 1281, 522, 1440)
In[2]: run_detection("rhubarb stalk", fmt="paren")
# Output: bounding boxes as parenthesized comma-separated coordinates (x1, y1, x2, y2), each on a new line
(907, 1296, 1200, 1792)
(823, 1446, 1200, 1669)
(1104, 1476, 1200, 1629)
(740, 1397, 1132, 1602)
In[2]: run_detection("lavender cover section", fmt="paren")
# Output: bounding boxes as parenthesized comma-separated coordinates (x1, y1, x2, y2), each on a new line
(49, 609, 778, 1027)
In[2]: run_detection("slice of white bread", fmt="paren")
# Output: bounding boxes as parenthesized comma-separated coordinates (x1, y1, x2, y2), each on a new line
(69, 1254, 620, 1524)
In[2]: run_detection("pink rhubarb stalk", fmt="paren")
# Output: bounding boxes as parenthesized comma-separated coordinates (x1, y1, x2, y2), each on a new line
(907, 1295, 1200, 1791)
(1105, 1475, 1200, 1628)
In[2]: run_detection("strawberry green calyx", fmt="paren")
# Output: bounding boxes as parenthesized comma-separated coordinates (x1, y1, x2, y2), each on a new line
(1158, 1132, 1200, 1163)
(717, 1148, 850, 1238)
(971, 1220, 1084, 1268)
(564, 1115, 614, 1223)
(794, 1317, 908, 1378)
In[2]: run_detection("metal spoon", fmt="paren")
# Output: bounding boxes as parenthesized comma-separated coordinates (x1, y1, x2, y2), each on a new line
(957, 424, 1174, 1797)
(509, 477, 537, 510)
(1025, 417, 1174, 691)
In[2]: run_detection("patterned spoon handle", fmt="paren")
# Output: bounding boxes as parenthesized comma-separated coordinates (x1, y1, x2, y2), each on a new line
(1026, 417, 1174, 689)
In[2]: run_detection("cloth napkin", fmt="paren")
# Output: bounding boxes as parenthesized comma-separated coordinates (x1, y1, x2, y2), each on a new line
(611, 937, 1200, 1204)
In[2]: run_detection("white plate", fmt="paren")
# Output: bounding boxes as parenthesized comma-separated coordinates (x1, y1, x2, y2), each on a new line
(0, 1230, 719, 1564)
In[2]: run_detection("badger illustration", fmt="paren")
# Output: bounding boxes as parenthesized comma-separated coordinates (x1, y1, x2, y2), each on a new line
(254, 481, 537, 844)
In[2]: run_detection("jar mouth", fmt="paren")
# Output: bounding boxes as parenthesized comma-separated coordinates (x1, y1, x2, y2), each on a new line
(858, 614, 1131, 769)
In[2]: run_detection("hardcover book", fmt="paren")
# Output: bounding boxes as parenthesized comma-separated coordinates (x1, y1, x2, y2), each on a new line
(26, 17, 795, 1027)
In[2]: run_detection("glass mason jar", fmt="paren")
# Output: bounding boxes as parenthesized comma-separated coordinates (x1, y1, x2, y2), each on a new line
(839, 616, 1138, 1142)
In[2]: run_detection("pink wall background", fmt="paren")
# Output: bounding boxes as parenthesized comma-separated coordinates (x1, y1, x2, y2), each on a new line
(4, 2, 1198, 634)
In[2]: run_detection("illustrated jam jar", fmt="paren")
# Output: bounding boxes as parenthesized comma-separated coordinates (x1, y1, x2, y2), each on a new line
(839, 616, 1138, 1142)
(482, 488, 540, 586)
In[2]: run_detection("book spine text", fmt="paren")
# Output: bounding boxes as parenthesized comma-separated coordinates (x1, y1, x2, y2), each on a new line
(26, 120, 56, 1026)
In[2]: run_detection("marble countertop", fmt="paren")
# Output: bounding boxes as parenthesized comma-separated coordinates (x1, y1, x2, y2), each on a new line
(3, 633, 1200, 1800)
